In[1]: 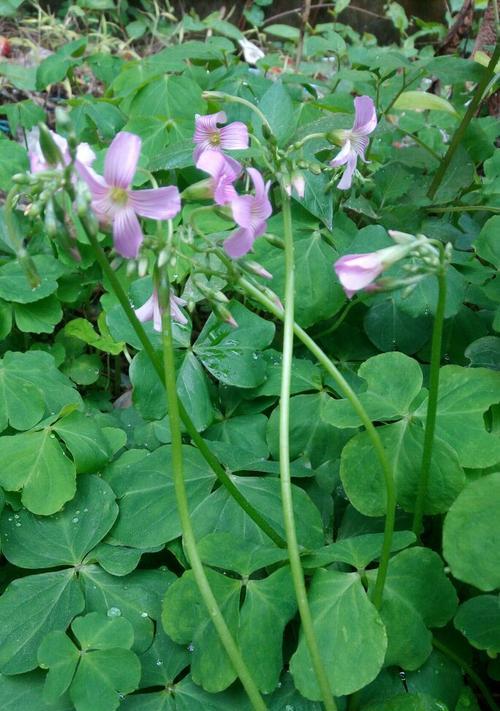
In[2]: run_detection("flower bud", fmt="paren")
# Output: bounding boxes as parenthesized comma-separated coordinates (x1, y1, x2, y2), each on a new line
(243, 260, 273, 280)
(181, 179, 214, 201)
(38, 124, 64, 168)
(213, 303, 238, 328)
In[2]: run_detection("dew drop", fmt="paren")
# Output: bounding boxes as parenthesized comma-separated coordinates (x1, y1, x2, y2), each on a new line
(83, 508, 89, 513)
(155, 659, 163, 666)
(15, 522, 21, 527)
(107, 607, 121, 617)
(140, 612, 148, 618)
(187, 643, 195, 652)
(14, 514, 19, 519)
(7, 517, 12, 522)
(72, 517, 79, 524)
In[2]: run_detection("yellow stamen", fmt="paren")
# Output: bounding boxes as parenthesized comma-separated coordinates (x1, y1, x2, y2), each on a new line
(109, 187, 128, 205)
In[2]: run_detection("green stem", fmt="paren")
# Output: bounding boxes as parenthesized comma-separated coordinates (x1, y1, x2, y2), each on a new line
(202, 91, 273, 135)
(432, 637, 499, 711)
(4, 187, 41, 288)
(396, 127, 441, 162)
(427, 42, 500, 200)
(82, 225, 286, 549)
(224, 263, 396, 609)
(412, 265, 447, 537)
(312, 299, 357, 340)
(157, 275, 267, 711)
(279, 190, 338, 711)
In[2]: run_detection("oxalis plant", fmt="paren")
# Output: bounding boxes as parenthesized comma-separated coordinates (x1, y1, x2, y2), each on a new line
(0, 30, 499, 711)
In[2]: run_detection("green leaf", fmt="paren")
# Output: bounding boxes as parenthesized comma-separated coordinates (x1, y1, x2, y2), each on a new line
(163, 568, 240, 692)
(302, 531, 416, 570)
(465, 336, 500, 370)
(194, 302, 275, 388)
(0, 569, 84, 673)
(163, 566, 297, 693)
(14, 295, 63, 334)
(0, 671, 73, 710)
(40, 613, 141, 711)
(258, 81, 296, 145)
(1, 99, 45, 134)
(137, 628, 189, 689)
(197, 532, 289, 576)
(38, 631, 79, 701)
(364, 693, 450, 711)
(454, 595, 500, 654)
(340, 421, 465, 516)
(238, 566, 297, 693)
(265, 24, 300, 40)
(366, 548, 458, 669)
(36, 55, 76, 90)
(104, 446, 215, 548)
(79, 566, 174, 653)
(64, 317, 124, 355)
(177, 352, 215, 432)
(129, 75, 203, 121)
(1, 475, 118, 568)
(53, 411, 112, 474)
(364, 297, 431, 355)
(255, 233, 342, 326)
(267, 392, 350, 469)
(0, 428, 76, 515)
(192, 475, 324, 551)
(290, 569, 387, 698)
(324, 352, 423, 427)
(0, 255, 65, 303)
(0, 139, 29, 189)
(415, 366, 500, 468)
(475, 215, 500, 269)
(392, 91, 458, 116)
(443, 472, 500, 591)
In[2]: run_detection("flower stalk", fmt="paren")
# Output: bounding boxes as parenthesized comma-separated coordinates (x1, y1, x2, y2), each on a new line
(218, 254, 396, 610)
(412, 250, 447, 537)
(78, 214, 286, 550)
(157, 272, 267, 711)
(278, 187, 338, 711)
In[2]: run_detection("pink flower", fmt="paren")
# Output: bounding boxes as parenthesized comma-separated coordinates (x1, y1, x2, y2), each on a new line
(77, 132, 181, 259)
(284, 172, 305, 199)
(330, 96, 377, 190)
(135, 288, 188, 331)
(195, 150, 240, 205)
(193, 111, 248, 163)
(28, 129, 95, 174)
(225, 168, 272, 259)
(334, 244, 407, 298)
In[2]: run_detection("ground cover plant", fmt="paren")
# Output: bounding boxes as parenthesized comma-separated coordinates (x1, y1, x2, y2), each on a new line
(0, 1, 499, 709)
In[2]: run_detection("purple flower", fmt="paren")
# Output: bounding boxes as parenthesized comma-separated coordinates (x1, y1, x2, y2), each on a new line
(28, 129, 95, 174)
(77, 132, 181, 259)
(334, 244, 408, 298)
(193, 111, 248, 164)
(225, 168, 272, 258)
(195, 150, 240, 205)
(330, 96, 377, 190)
(135, 288, 188, 331)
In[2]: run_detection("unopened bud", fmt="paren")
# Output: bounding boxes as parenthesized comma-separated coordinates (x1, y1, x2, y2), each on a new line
(213, 303, 238, 328)
(44, 200, 58, 237)
(158, 248, 169, 268)
(12, 173, 32, 185)
(262, 287, 284, 311)
(38, 124, 64, 168)
(138, 257, 148, 278)
(181, 179, 213, 201)
(388, 230, 415, 245)
(243, 260, 273, 280)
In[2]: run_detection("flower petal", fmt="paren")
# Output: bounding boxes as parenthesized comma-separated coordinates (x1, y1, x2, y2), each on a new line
(224, 227, 255, 258)
(112, 207, 144, 258)
(129, 186, 181, 220)
(76, 161, 109, 198)
(352, 96, 377, 136)
(104, 132, 141, 189)
(170, 294, 188, 325)
(330, 140, 353, 168)
(231, 194, 254, 229)
(247, 167, 266, 199)
(194, 111, 227, 144)
(334, 252, 383, 295)
(135, 294, 154, 323)
(337, 153, 357, 190)
(76, 142, 96, 167)
(219, 122, 249, 151)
